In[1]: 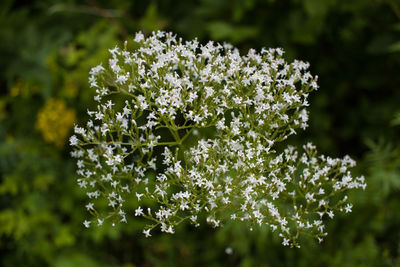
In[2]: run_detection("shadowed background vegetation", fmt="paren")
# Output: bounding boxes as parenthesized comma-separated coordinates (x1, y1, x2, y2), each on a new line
(1, 0, 400, 266)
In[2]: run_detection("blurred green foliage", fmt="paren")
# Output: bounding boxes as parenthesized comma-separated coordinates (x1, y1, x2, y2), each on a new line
(1, 0, 400, 266)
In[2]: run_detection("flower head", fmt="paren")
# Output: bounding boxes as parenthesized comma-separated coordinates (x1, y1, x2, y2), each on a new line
(71, 31, 366, 247)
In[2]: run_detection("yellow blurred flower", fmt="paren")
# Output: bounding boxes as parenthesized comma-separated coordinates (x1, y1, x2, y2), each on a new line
(36, 98, 76, 148)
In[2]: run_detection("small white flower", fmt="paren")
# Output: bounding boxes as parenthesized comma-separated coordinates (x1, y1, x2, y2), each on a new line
(85, 203, 94, 210)
(282, 238, 290, 246)
(143, 228, 151, 237)
(69, 135, 78, 146)
(225, 247, 233, 255)
(134, 32, 144, 43)
(83, 220, 91, 228)
(135, 206, 144, 216)
(345, 203, 353, 213)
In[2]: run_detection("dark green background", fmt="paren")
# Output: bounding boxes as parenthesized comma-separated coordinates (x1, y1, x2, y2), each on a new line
(1, 0, 400, 266)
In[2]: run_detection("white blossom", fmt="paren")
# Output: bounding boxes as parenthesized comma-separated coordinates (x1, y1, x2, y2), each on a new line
(71, 31, 366, 247)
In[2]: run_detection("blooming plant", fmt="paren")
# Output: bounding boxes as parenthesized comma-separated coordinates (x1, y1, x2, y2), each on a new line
(70, 31, 366, 247)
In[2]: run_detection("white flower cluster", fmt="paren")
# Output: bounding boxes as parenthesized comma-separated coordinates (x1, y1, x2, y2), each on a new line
(70, 31, 366, 247)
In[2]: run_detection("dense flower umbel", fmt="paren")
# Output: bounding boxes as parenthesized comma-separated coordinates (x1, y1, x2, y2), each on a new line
(70, 31, 366, 247)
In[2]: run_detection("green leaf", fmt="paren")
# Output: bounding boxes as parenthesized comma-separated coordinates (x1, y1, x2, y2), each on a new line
(54, 253, 105, 267)
(388, 41, 400, 52)
(207, 21, 258, 43)
(391, 111, 400, 125)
